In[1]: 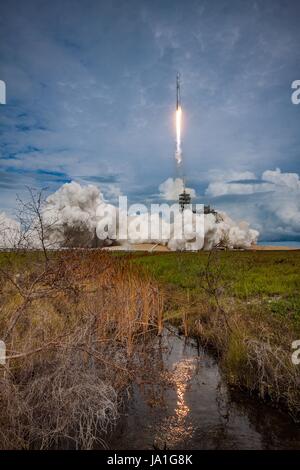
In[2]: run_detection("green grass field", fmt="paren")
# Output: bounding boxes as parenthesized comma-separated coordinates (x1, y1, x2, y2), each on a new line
(1, 248, 300, 416)
(130, 250, 300, 415)
(131, 250, 300, 327)
(2, 249, 299, 323)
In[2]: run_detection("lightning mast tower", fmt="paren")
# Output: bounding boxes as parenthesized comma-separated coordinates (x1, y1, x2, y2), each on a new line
(175, 73, 191, 212)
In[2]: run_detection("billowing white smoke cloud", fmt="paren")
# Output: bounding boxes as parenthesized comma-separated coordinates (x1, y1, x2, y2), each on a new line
(44, 181, 117, 247)
(157, 177, 258, 250)
(126, 212, 171, 245)
(46, 181, 102, 231)
(159, 177, 196, 200)
(168, 209, 205, 251)
(211, 212, 258, 249)
(0, 179, 259, 251)
(0, 212, 20, 249)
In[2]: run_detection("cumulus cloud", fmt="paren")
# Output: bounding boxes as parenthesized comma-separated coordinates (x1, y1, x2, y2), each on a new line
(159, 177, 196, 200)
(206, 170, 256, 183)
(206, 168, 300, 197)
(206, 169, 269, 197)
(205, 180, 272, 197)
(205, 168, 300, 241)
(262, 168, 300, 190)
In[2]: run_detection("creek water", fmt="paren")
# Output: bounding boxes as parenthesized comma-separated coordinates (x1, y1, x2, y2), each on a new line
(109, 327, 300, 450)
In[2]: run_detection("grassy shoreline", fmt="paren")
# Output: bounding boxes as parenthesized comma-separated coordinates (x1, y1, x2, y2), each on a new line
(131, 250, 300, 420)
(1, 249, 300, 449)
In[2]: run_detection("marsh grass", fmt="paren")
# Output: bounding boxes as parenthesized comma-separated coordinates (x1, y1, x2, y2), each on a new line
(0, 250, 163, 449)
(132, 250, 300, 419)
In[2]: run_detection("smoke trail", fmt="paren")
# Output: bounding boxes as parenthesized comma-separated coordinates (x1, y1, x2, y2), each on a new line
(175, 106, 182, 165)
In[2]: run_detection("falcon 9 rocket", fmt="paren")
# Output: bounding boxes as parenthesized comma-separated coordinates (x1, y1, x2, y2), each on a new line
(175, 73, 182, 165)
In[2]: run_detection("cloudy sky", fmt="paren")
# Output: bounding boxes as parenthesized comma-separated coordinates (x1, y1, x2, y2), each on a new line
(0, 0, 300, 241)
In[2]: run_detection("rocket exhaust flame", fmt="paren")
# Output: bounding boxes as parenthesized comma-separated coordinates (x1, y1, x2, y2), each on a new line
(175, 106, 182, 165)
(0, 71, 259, 253)
(175, 73, 182, 166)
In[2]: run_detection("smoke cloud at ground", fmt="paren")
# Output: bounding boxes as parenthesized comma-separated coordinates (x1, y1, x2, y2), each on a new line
(0, 212, 20, 249)
(0, 180, 259, 251)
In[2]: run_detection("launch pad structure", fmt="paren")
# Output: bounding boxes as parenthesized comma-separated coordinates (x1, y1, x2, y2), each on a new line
(179, 189, 191, 212)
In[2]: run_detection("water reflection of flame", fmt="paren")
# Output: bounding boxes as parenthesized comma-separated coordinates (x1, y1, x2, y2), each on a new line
(155, 357, 197, 448)
(175, 361, 191, 420)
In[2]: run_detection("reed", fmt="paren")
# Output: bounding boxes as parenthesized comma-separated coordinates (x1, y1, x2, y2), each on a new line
(0, 250, 163, 449)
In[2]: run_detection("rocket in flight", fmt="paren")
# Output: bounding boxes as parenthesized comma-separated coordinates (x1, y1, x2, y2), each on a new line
(176, 73, 180, 110)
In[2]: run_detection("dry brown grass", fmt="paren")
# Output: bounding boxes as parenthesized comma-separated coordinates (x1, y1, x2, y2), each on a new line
(0, 250, 163, 449)
(180, 290, 300, 420)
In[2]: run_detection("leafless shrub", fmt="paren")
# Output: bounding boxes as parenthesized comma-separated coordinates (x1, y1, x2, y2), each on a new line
(245, 338, 300, 419)
(186, 248, 300, 420)
(0, 191, 163, 449)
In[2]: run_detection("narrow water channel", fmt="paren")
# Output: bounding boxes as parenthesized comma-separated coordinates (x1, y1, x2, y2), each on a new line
(109, 327, 300, 450)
